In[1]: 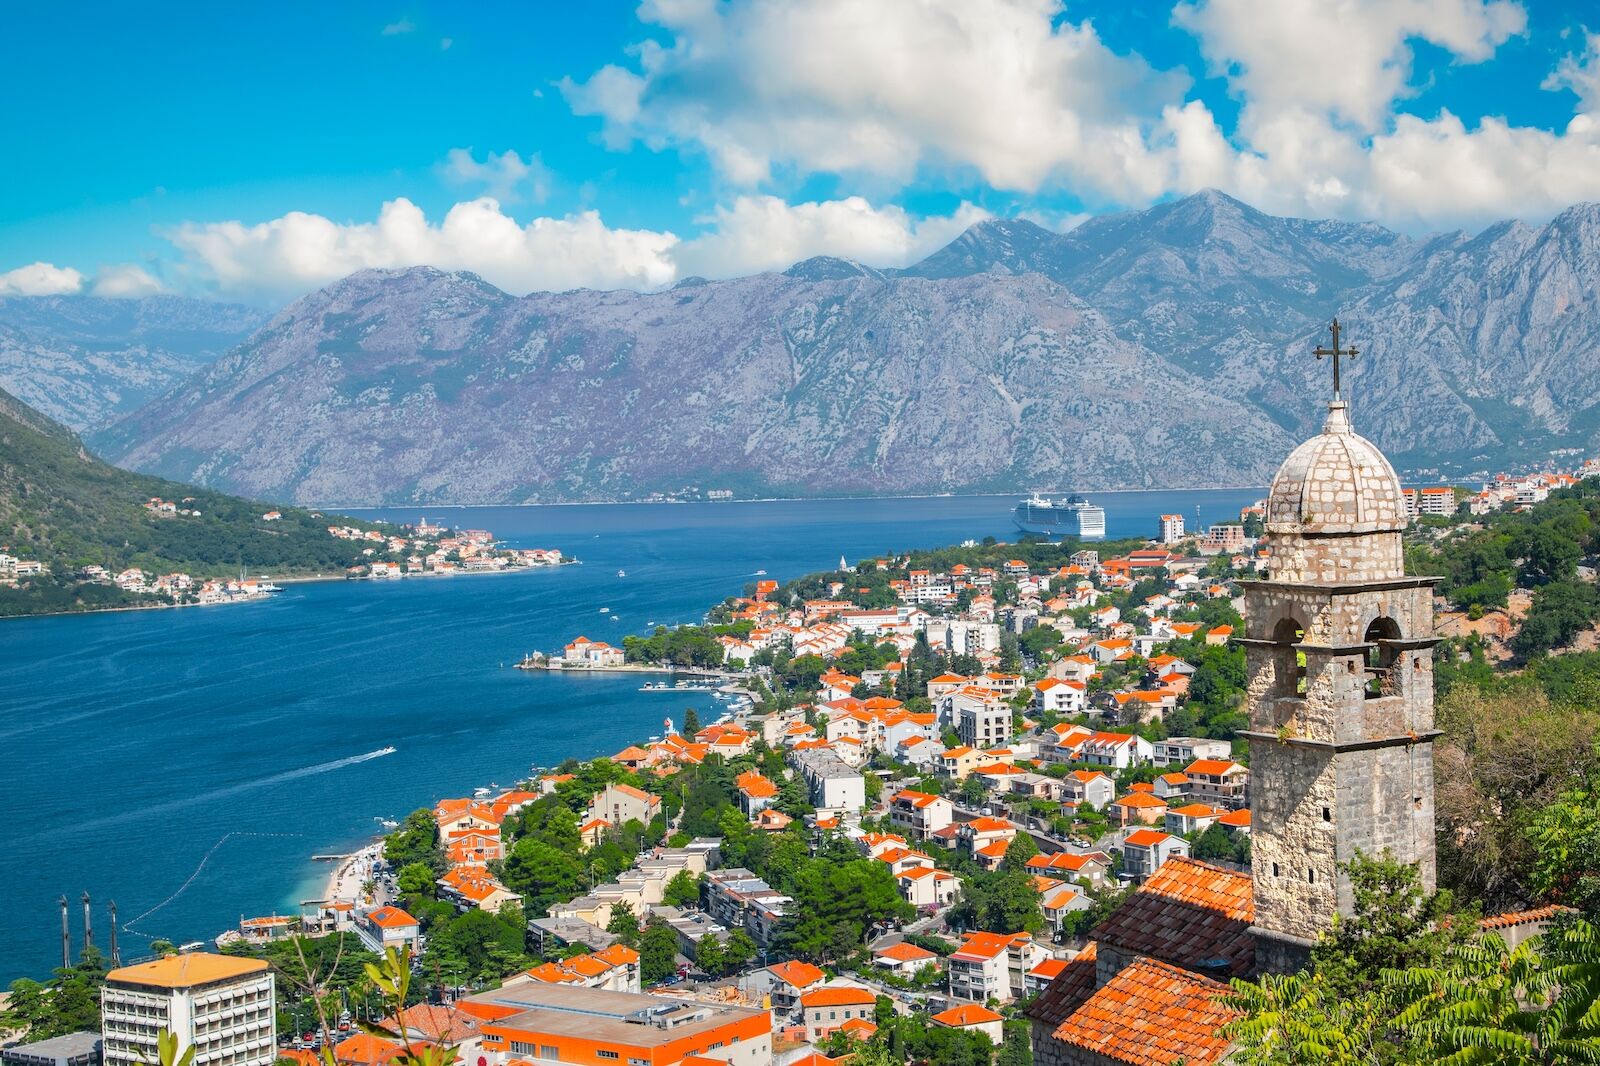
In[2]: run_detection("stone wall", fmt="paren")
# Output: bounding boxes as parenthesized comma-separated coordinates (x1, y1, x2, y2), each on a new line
(1263, 529, 1403, 584)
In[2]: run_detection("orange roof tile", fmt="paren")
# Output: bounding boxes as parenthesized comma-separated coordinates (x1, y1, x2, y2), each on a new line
(1025, 943, 1099, 1029)
(1186, 758, 1243, 776)
(1049, 957, 1238, 1066)
(1218, 808, 1251, 828)
(801, 986, 876, 1008)
(1123, 829, 1174, 847)
(932, 1003, 1004, 1027)
(768, 960, 826, 989)
(1091, 857, 1254, 976)
(875, 941, 938, 963)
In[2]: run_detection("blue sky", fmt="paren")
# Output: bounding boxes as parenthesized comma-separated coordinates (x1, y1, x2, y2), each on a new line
(3, 0, 1599, 304)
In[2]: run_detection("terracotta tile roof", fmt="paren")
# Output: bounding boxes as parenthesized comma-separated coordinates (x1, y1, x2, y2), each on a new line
(1218, 808, 1251, 828)
(1090, 857, 1255, 976)
(1030, 957, 1069, 981)
(1025, 942, 1098, 1029)
(1185, 759, 1243, 777)
(1113, 792, 1169, 809)
(875, 941, 938, 963)
(1049, 956, 1238, 1065)
(768, 959, 826, 989)
(931, 1003, 1003, 1027)
(1480, 904, 1576, 929)
(801, 985, 876, 1008)
(1123, 829, 1174, 847)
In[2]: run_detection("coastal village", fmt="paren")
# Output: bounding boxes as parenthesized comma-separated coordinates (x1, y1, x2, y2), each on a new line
(8, 404, 1600, 1065)
(0, 512, 565, 610)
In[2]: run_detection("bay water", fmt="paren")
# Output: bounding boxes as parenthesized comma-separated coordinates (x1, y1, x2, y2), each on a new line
(0, 489, 1260, 980)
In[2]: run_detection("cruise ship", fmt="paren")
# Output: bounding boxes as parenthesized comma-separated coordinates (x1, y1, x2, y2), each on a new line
(1012, 494, 1107, 539)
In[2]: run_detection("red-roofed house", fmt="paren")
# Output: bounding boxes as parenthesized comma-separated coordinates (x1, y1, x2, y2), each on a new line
(930, 1002, 1005, 1044)
(800, 985, 876, 1040)
(1121, 829, 1190, 880)
(1183, 758, 1250, 810)
(872, 940, 940, 976)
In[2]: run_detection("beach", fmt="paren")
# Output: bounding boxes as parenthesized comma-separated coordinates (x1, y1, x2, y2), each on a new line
(323, 840, 384, 906)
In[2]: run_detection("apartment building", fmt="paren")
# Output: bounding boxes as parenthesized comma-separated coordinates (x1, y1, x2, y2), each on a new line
(101, 955, 275, 1066)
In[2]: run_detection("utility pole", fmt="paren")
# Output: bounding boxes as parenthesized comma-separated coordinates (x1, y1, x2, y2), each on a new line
(60, 895, 70, 969)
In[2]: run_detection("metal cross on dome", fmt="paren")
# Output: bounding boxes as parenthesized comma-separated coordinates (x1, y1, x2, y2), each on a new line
(1314, 318, 1360, 400)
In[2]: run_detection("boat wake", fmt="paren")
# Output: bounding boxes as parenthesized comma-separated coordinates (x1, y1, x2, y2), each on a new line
(62, 748, 400, 837)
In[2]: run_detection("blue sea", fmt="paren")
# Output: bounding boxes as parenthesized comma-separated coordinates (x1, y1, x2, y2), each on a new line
(0, 489, 1259, 981)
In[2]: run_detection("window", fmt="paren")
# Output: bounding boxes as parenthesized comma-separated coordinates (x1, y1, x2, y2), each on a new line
(1308, 868, 1316, 884)
(1272, 862, 1280, 877)
(537, 1046, 560, 1061)
(1322, 807, 1332, 822)
(597, 1053, 619, 1061)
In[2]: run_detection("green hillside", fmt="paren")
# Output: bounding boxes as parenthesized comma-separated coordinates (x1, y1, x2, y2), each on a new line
(0, 386, 387, 616)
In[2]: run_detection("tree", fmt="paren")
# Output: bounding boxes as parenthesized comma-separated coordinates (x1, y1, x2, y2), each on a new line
(997, 1022, 1034, 1065)
(0, 948, 107, 1041)
(682, 707, 701, 735)
(724, 930, 757, 972)
(639, 921, 680, 984)
(396, 862, 438, 899)
(606, 901, 641, 947)
(999, 831, 1038, 873)
(384, 810, 442, 871)
(959, 775, 988, 808)
(695, 935, 726, 976)
(663, 869, 701, 908)
(499, 838, 584, 917)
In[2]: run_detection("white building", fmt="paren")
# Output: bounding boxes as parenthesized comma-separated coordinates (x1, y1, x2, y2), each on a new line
(1158, 514, 1186, 544)
(790, 747, 865, 813)
(101, 954, 276, 1066)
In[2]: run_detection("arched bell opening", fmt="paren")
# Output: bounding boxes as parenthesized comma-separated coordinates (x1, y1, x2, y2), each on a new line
(1363, 617, 1403, 699)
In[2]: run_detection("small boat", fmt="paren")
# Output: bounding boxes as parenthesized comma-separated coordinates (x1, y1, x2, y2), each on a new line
(618, 569, 627, 577)
(473, 787, 491, 798)
(378, 818, 399, 829)
(599, 607, 610, 614)
(754, 569, 767, 576)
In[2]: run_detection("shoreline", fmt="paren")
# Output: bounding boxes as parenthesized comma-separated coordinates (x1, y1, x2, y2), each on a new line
(0, 560, 575, 622)
(319, 840, 385, 908)
(335, 485, 1272, 511)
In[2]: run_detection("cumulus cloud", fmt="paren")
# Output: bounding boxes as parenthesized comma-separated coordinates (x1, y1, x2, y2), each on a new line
(90, 264, 167, 298)
(157, 194, 990, 300)
(439, 148, 552, 203)
(164, 198, 681, 300)
(557, 0, 1600, 228)
(562, 0, 1189, 196)
(1174, 0, 1526, 132)
(0, 262, 84, 296)
(381, 17, 414, 35)
(1545, 30, 1600, 112)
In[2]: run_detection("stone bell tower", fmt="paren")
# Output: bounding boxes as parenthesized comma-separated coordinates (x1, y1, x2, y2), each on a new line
(1240, 321, 1439, 975)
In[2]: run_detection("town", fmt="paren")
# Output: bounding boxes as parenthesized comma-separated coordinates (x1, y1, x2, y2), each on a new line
(8, 409, 1600, 1066)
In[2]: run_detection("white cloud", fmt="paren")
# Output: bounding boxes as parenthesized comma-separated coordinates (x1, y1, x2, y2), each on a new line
(381, 17, 414, 35)
(164, 198, 682, 300)
(1174, 0, 1526, 132)
(0, 262, 84, 296)
(562, 0, 1189, 197)
(157, 194, 991, 300)
(90, 263, 167, 298)
(676, 196, 990, 278)
(439, 148, 551, 203)
(1545, 30, 1600, 112)
(557, 0, 1600, 229)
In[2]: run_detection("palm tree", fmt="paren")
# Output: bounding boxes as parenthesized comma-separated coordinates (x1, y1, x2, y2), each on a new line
(1222, 971, 1371, 1065)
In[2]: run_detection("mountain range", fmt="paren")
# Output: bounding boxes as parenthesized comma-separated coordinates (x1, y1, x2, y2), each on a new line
(13, 190, 1600, 505)
(0, 295, 266, 432)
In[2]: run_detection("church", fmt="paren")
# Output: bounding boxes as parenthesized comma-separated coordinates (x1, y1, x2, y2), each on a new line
(1027, 325, 1443, 1064)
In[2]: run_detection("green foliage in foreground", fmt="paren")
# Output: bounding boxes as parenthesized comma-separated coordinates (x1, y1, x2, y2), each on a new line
(1224, 855, 1600, 1065)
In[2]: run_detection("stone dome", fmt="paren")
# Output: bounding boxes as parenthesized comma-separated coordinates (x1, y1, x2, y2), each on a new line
(1265, 401, 1406, 534)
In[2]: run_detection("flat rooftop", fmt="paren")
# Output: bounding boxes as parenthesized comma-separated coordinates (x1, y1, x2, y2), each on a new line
(107, 953, 269, 989)
(0, 1032, 102, 1060)
(466, 983, 764, 1048)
